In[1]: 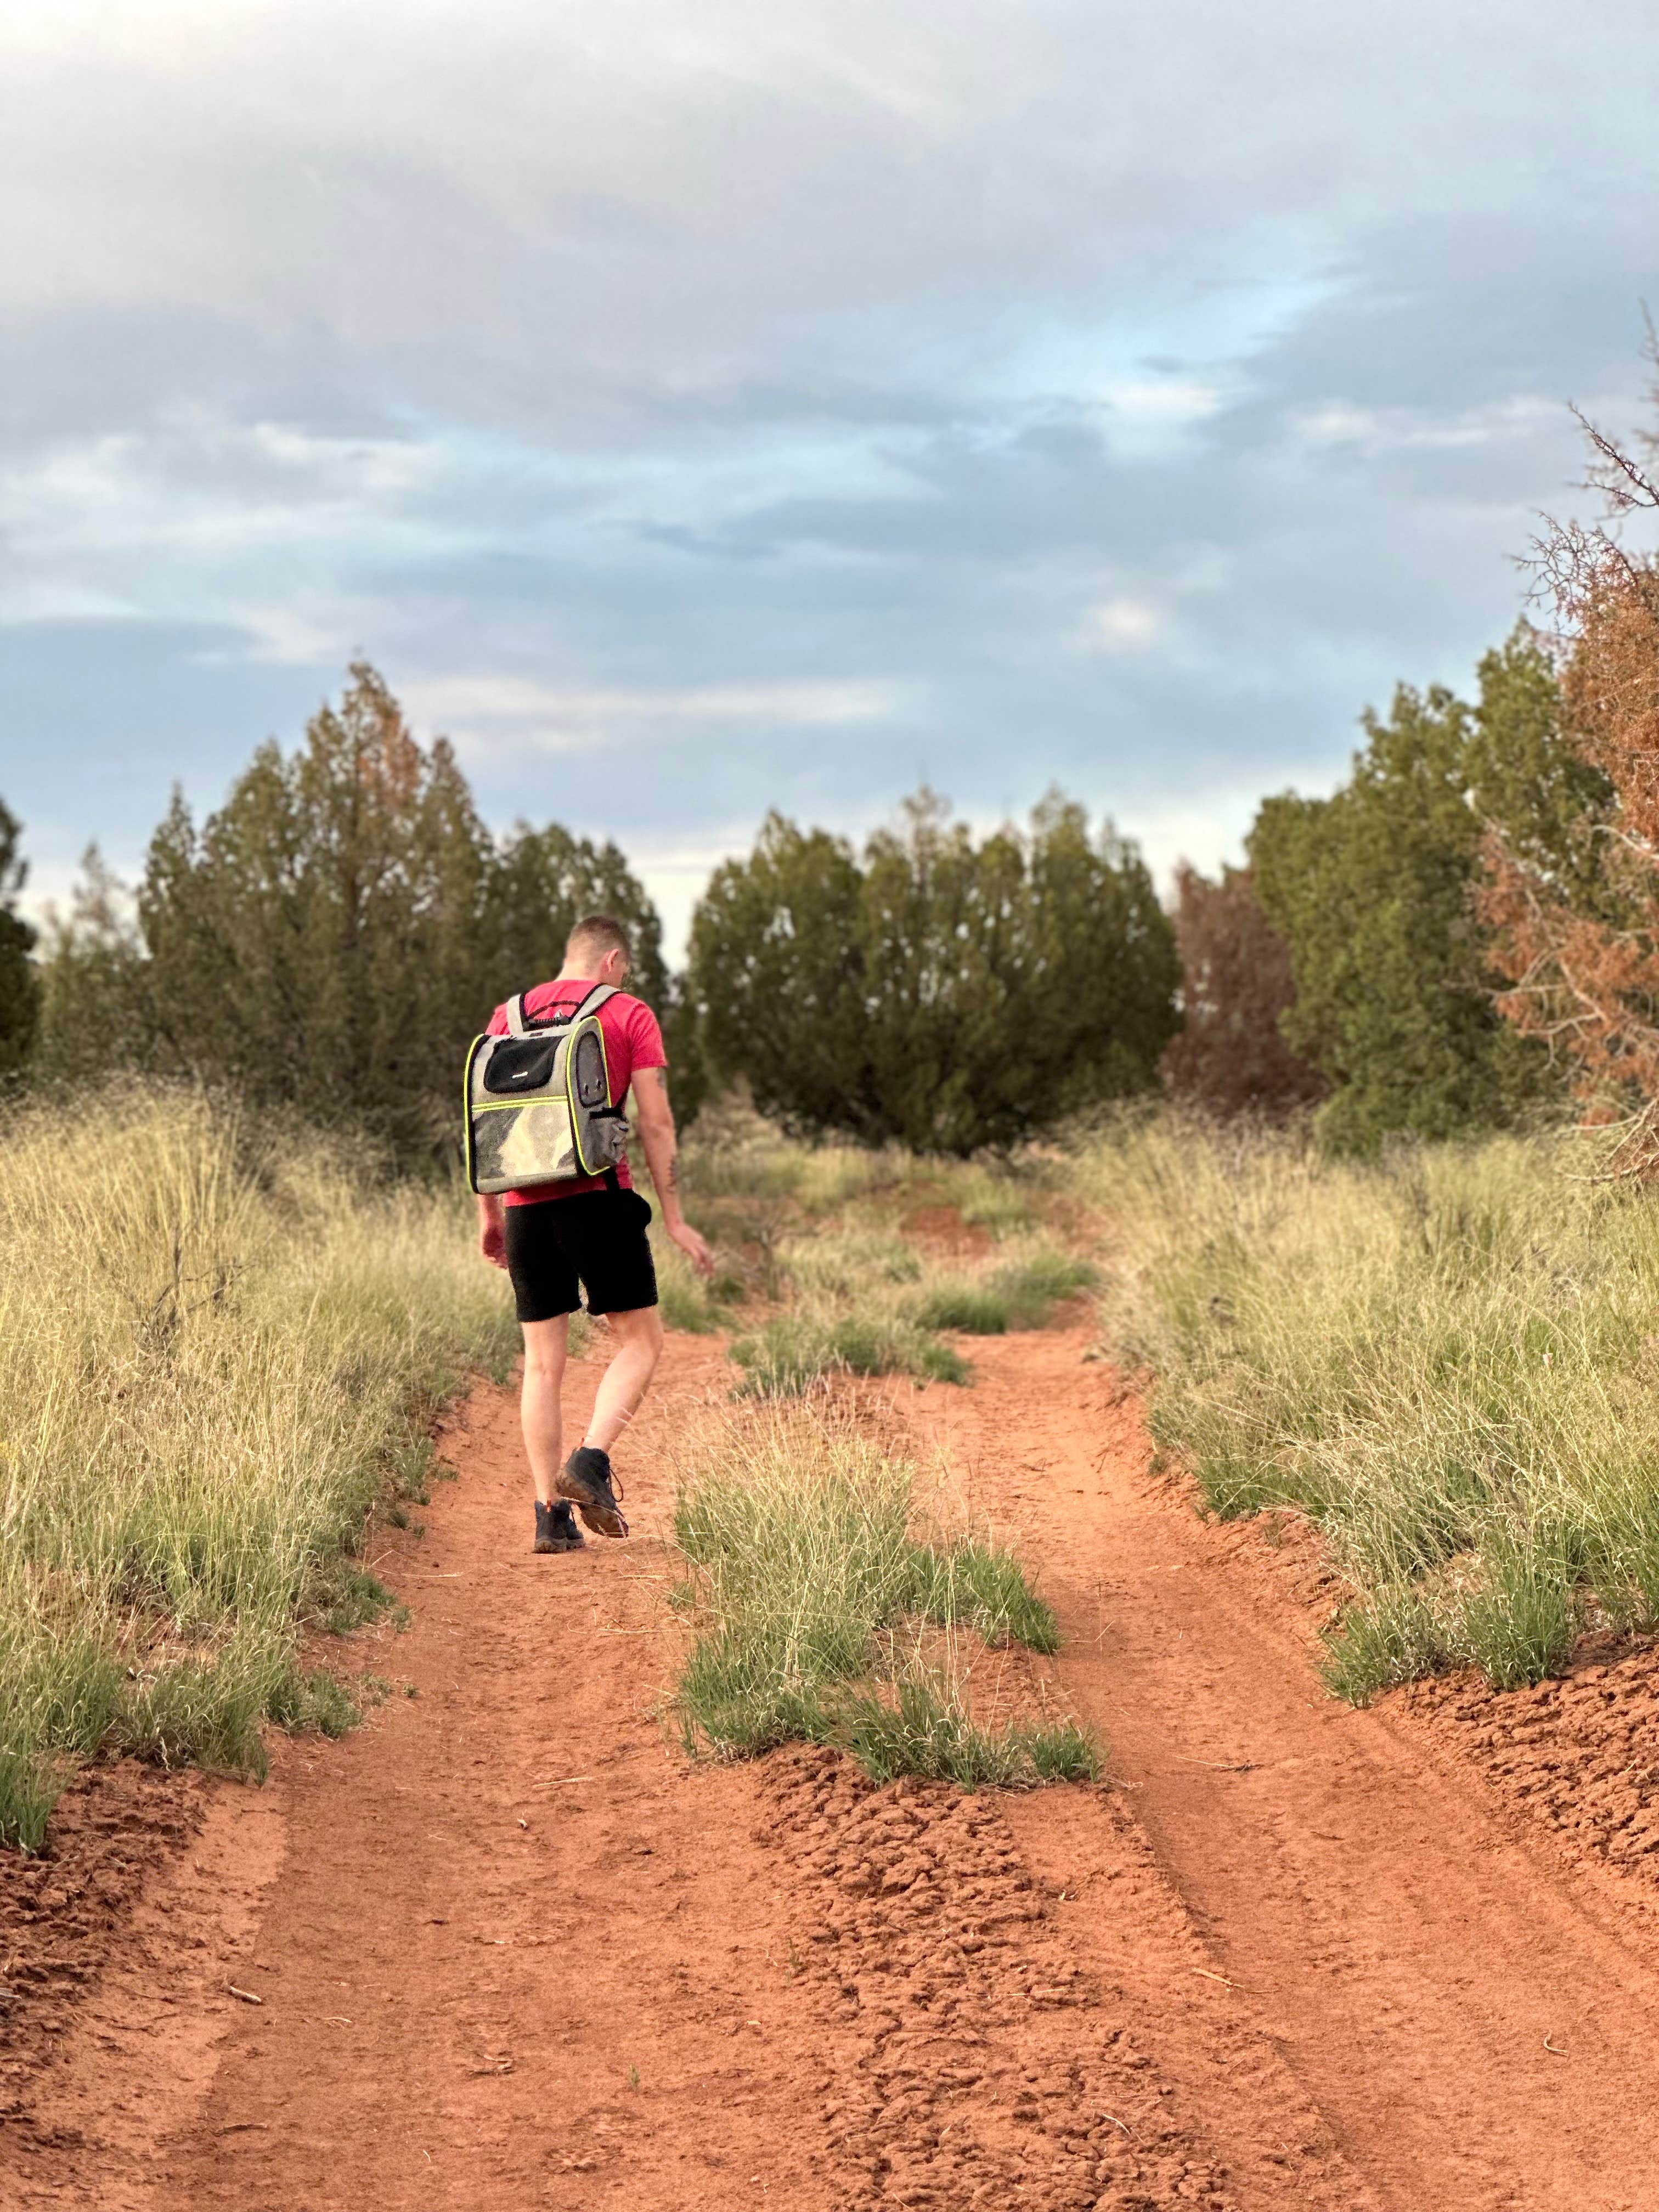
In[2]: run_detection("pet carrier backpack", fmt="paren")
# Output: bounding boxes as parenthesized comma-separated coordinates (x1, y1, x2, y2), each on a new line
(463, 985, 630, 1195)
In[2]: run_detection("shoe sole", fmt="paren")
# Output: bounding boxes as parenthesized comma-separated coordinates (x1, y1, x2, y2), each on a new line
(555, 1469, 628, 1538)
(533, 1534, 586, 1554)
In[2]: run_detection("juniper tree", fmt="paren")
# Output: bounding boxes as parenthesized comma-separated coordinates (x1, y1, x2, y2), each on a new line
(687, 789, 1177, 1153)
(47, 664, 671, 1160)
(1251, 649, 1571, 1158)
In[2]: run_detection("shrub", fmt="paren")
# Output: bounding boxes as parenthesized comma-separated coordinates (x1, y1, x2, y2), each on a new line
(1160, 862, 1324, 1118)
(1249, 634, 1568, 1156)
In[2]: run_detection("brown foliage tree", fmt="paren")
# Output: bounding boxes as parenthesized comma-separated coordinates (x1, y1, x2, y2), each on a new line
(1480, 337, 1659, 1167)
(1160, 862, 1326, 1118)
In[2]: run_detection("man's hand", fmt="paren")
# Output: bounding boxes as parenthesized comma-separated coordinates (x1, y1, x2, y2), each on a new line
(478, 1198, 507, 1270)
(633, 1068, 713, 1278)
(668, 1217, 715, 1279)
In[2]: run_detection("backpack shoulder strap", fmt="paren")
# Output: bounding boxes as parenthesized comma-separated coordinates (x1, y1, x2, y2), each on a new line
(513, 983, 617, 1033)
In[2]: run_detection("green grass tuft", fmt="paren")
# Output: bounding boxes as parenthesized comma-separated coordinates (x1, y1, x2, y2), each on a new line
(314, 1562, 401, 1636)
(952, 1173, 1041, 1240)
(911, 1283, 1013, 1334)
(910, 1245, 1096, 1336)
(730, 1313, 969, 1396)
(827, 1675, 1100, 1788)
(672, 1406, 1093, 1787)
(905, 1541, 1061, 1653)
(991, 1248, 1097, 1324)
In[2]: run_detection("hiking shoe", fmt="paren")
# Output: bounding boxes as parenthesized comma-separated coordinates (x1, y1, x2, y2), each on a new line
(557, 1446, 629, 1538)
(534, 1499, 586, 1554)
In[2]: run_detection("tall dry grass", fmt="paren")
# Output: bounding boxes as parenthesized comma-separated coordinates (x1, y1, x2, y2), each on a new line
(1081, 1113, 1659, 1697)
(0, 1084, 516, 1848)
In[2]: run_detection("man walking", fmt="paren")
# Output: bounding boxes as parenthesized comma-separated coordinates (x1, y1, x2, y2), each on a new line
(476, 914, 713, 1552)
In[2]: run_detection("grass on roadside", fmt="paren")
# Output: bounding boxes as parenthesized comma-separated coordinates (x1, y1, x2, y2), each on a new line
(0, 1082, 516, 1850)
(1082, 1112, 1659, 1700)
(670, 1403, 1096, 1787)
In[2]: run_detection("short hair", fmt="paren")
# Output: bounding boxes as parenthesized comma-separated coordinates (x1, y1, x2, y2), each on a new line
(565, 912, 632, 966)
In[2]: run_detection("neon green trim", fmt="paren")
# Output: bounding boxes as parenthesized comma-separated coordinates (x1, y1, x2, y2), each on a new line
(567, 1015, 615, 1177)
(461, 1033, 487, 1190)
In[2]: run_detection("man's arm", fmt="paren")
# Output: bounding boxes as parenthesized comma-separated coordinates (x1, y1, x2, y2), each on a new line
(631, 1067, 714, 1278)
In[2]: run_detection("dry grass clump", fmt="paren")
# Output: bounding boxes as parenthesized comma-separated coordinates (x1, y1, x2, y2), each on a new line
(775, 1227, 923, 1297)
(1083, 1113, 1659, 1699)
(679, 1094, 932, 1214)
(670, 1404, 1094, 1786)
(0, 1083, 516, 1849)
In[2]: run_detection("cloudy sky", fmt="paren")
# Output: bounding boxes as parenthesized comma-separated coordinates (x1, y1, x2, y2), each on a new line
(2, 0, 1656, 954)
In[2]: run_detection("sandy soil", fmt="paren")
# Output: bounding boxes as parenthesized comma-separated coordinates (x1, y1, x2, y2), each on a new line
(8, 1319, 1659, 2210)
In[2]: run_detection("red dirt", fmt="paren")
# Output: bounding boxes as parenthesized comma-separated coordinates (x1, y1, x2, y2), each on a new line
(10, 1321, 1659, 2209)
(898, 1204, 992, 1258)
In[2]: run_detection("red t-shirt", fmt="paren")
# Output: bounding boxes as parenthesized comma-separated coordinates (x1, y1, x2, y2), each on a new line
(486, 980, 668, 1206)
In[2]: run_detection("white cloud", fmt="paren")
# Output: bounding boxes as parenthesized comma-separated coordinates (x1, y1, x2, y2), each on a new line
(0, 417, 443, 562)
(407, 674, 910, 758)
(217, 597, 402, 667)
(1296, 395, 1564, 454)
(1079, 597, 1166, 653)
(0, 581, 138, 626)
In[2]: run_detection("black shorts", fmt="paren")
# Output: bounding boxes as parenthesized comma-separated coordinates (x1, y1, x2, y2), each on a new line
(503, 1187, 659, 1324)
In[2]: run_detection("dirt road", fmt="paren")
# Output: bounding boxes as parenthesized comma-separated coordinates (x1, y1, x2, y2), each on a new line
(912, 1333, 1659, 2212)
(8, 1323, 1659, 2210)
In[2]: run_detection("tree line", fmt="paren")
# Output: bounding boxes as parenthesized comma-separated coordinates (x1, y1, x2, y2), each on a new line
(0, 686, 1177, 1159)
(1170, 364, 1659, 1159)
(3, 376, 1656, 1163)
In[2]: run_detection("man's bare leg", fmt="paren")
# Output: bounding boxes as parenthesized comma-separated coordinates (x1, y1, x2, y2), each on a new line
(520, 1314, 570, 1505)
(584, 1306, 665, 1454)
